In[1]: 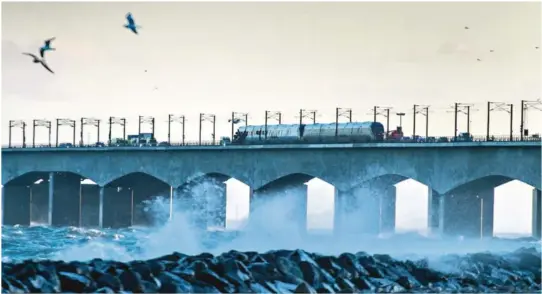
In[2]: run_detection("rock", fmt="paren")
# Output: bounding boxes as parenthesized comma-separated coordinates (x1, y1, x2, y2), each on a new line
(295, 281, 317, 293)
(119, 269, 144, 292)
(95, 272, 122, 292)
(2, 246, 541, 293)
(157, 272, 193, 293)
(58, 272, 93, 292)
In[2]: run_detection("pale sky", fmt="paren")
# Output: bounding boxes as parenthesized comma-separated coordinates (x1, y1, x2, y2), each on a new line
(2, 1, 541, 236)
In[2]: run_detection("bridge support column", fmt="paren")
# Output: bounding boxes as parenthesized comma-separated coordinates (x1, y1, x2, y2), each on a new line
(51, 173, 82, 227)
(31, 180, 49, 224)
(480, 189, 494, 238)
(335, 183, 396, 236)
(207, 182, 227, 229)
(2, 185, 31, 226)
(334, 189, 355, 236)
(81, 184, 100, 227)
(533, 188, 541, 239)
(250, 183, 307, 234)
(379, 185, 396, 234)
(443, 188, 494, 239)
(132, 182, 171, 227)
(99, 186, 104, 228)
(175, 178, 227, 232)
(427, 188, 444, 235)
(103, 187, 133, 228)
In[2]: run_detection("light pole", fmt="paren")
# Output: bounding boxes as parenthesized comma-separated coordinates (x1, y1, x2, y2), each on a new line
(396, 112, 405, 128)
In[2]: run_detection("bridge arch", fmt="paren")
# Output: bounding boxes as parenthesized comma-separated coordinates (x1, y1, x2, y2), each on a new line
(255, 171, 337, 191)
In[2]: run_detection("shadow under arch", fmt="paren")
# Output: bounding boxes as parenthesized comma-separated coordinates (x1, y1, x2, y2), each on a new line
(104, 172, 171, 189)
(256, 172, 338, 191)
(444, 175, 516, 196)
(258, 173, 315, 192)
(3, 171, 50, 187)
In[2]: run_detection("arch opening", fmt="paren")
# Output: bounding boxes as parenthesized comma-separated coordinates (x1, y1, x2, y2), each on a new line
(174, 172, 240, 232)
(2, 171, 93, 227)
(438, 175, 540, 239)
(334, 173, 433, 237)
(101, 172, 172, 229)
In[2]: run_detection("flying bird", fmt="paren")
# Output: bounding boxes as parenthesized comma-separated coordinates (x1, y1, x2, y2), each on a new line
(477, 58, 481, 62)
(124, 13, 141, 35)
(489, 49, 494, 53)
(536, 46, 539, 50)
(464, 26, 469, 30)
(40, 37, 56, 58)
(22, 52, 54, 74)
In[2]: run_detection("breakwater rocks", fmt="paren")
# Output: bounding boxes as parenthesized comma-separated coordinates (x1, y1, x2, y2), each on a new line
(2, 247, 541, 293)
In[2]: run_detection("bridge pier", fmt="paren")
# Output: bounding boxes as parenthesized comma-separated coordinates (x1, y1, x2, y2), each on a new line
(132, 182, 171, 227)
(174, 178, 227, 231)
(250, 182, 308, 234)
(30, 180, 49, 224)
(533, 188, 541, 239)
(427, 188, 444, 235)
(50, 173, 82, 227)
(334, 183, 396, 236)
(441, 188, 494, 239)
(2, 185, 31, 226)
(81, 184, 100, 227)
(103, 187, 133, 228)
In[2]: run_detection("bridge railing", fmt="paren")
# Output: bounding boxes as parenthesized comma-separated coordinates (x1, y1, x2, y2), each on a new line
(2, 134, 541, 149)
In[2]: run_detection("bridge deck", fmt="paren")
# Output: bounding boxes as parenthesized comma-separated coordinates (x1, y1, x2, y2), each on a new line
(2, 141, 540, 152)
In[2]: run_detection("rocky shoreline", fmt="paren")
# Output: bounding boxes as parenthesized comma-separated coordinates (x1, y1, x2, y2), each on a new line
(2, 247, 541, 293)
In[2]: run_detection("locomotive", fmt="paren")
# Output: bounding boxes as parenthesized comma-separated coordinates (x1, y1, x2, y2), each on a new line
(230, 121, 385, 145)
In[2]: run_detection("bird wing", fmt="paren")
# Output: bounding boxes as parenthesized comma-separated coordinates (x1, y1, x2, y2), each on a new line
(40, 48, 45, 58)
(130, 27, 139, 35)
(44, 37, 56, 46)
(126, 13, 135, 26)
(22, 52, 38, 59)
(40, 61, 55, 74)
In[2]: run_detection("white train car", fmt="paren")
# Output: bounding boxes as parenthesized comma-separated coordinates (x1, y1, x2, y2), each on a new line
(233, 121, 385, 144)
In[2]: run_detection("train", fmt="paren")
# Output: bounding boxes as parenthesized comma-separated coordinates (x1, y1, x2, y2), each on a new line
(229, 121, 386, 145)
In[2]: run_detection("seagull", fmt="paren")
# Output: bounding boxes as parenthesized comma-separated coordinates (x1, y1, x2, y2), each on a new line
(124, 13, 141, 35)
(39, 37, 56, 58)
(477, 58, 481, 62)
(464, 26, 469, 30)
(489, 49, 494, 53)
(536, 46, 539, 50)
(22, 52, 54, 74)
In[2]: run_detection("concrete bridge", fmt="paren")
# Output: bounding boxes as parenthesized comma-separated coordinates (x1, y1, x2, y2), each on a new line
(2, 141, 541, 238)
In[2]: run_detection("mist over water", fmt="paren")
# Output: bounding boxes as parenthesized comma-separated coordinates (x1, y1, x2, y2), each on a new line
(2, 185, 540, 274)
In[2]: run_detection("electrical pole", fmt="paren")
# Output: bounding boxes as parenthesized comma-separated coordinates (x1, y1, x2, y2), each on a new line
(229, 112, 248, 139)
(199, 113, 216, 145)
(138, 116, 155, 144)
(449, 103, 475, 140)
(371, 106, 392, 137)
(8, 120, 26, 148)
(413, 105, 430, 139)
(335, 107, 352, 138)
(264, 111, 281, 140)
(487, 102, 514, 141)
(298, 109, 317, 125)
(56, 118, 76, 147)
(520, 99, 542, 140)
(168, 114, 186, 145)
(80, 118, 100, 146)
(32, 119, 52, 148)
(108, 117, 126, 146)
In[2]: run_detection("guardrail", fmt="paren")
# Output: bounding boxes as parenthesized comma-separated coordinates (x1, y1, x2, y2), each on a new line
(3, 135, 541, 149)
